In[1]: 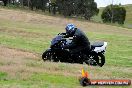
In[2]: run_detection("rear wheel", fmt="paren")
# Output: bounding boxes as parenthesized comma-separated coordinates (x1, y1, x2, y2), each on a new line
(85, 52, 105, 67)
(85, 52, 98, 66)
(97, 53, 105, 67)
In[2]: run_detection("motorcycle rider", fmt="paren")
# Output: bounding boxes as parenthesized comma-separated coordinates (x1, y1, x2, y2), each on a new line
(62, 23, 90, 55)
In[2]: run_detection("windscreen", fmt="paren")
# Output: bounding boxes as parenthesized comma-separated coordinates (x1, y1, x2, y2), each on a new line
(51, 35, 63, 45)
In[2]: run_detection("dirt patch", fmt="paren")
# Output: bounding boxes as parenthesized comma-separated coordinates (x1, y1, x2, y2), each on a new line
(0, 46, 37, 65)
(0, 46, 39, 77)
(0, 46, 37, 59)
(0, 27, 45, 38)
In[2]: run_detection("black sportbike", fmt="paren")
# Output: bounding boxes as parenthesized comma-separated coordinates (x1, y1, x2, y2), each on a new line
(42, 33, 108, 67)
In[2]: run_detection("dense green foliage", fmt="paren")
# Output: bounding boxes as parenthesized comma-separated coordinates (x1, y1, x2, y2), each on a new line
(101, 5, 126, 24)
(1, 0, 99, 20)
(54, 0, 99, 20)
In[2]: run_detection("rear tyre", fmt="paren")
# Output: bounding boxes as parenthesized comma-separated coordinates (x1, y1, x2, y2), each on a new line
(85, 52, 98, 66)
(97, 53, 105, 67)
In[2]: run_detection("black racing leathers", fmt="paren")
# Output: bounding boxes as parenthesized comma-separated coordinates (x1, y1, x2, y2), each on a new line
(63, 28, 90, 54)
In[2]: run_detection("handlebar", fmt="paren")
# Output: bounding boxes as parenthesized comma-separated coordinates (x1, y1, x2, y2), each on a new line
(58, 33, 66, 36)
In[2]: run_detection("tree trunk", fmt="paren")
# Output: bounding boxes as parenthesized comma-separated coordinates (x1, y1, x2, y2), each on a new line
(27, 0, 30, 8)
(19, 0, 23, 7)
(3, 0, 8, 6)
(52, 3, 56, 15)
(49, 3, 51, 13)
(12, 0, 15, 5)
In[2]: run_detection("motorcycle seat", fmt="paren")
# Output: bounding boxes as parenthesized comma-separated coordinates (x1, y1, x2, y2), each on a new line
(91, 42, 104, 47)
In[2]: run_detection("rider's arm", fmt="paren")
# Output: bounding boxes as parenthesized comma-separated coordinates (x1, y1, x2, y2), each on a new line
(63, 35, 79, 49)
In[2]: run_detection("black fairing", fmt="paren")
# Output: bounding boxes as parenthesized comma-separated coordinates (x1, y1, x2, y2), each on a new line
(51, 35, 63, 46)
(50, 35, 66, 49)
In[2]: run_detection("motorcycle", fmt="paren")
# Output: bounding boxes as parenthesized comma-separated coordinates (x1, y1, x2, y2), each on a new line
(42, 33, 108, 67)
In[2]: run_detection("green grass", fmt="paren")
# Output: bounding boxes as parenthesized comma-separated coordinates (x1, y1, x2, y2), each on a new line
(0, 73, 78, 88)
(0, 72, 7, 80)
(0, 19, 60, 53)
(0, 7, 132, 88)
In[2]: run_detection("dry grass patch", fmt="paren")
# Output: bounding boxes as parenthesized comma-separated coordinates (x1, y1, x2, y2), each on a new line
(0, 46, 37, 59)
(0, 8, 132, 36)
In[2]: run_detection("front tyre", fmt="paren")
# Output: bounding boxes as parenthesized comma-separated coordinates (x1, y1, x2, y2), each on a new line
(42, 50, 52, 62)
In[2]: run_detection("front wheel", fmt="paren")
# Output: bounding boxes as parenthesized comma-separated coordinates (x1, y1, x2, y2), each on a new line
(42, 51, 52, 62)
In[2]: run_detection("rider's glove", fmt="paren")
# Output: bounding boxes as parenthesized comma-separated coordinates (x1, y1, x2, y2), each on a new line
(61, 43, 65, 50)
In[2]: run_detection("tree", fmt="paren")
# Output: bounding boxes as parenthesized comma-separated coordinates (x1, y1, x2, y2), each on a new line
(55, 0, 99, 20)
(82, 0, 99, 20)
(21, 0, 48, 11)
(1, 0, 99, 21)
(101, 5, 126, 24)
(2, 0, 18, 6)
(62, 0, 74, 16)
(55, 0, 63, 14)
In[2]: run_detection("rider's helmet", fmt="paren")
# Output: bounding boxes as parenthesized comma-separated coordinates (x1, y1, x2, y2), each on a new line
(65, 24, 76, 35)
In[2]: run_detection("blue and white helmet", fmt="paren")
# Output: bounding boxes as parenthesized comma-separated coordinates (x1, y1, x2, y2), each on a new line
(65, 24, 75, 34)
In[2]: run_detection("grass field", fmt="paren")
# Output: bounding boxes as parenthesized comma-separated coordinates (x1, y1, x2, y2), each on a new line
(0, 8, 132, 88)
